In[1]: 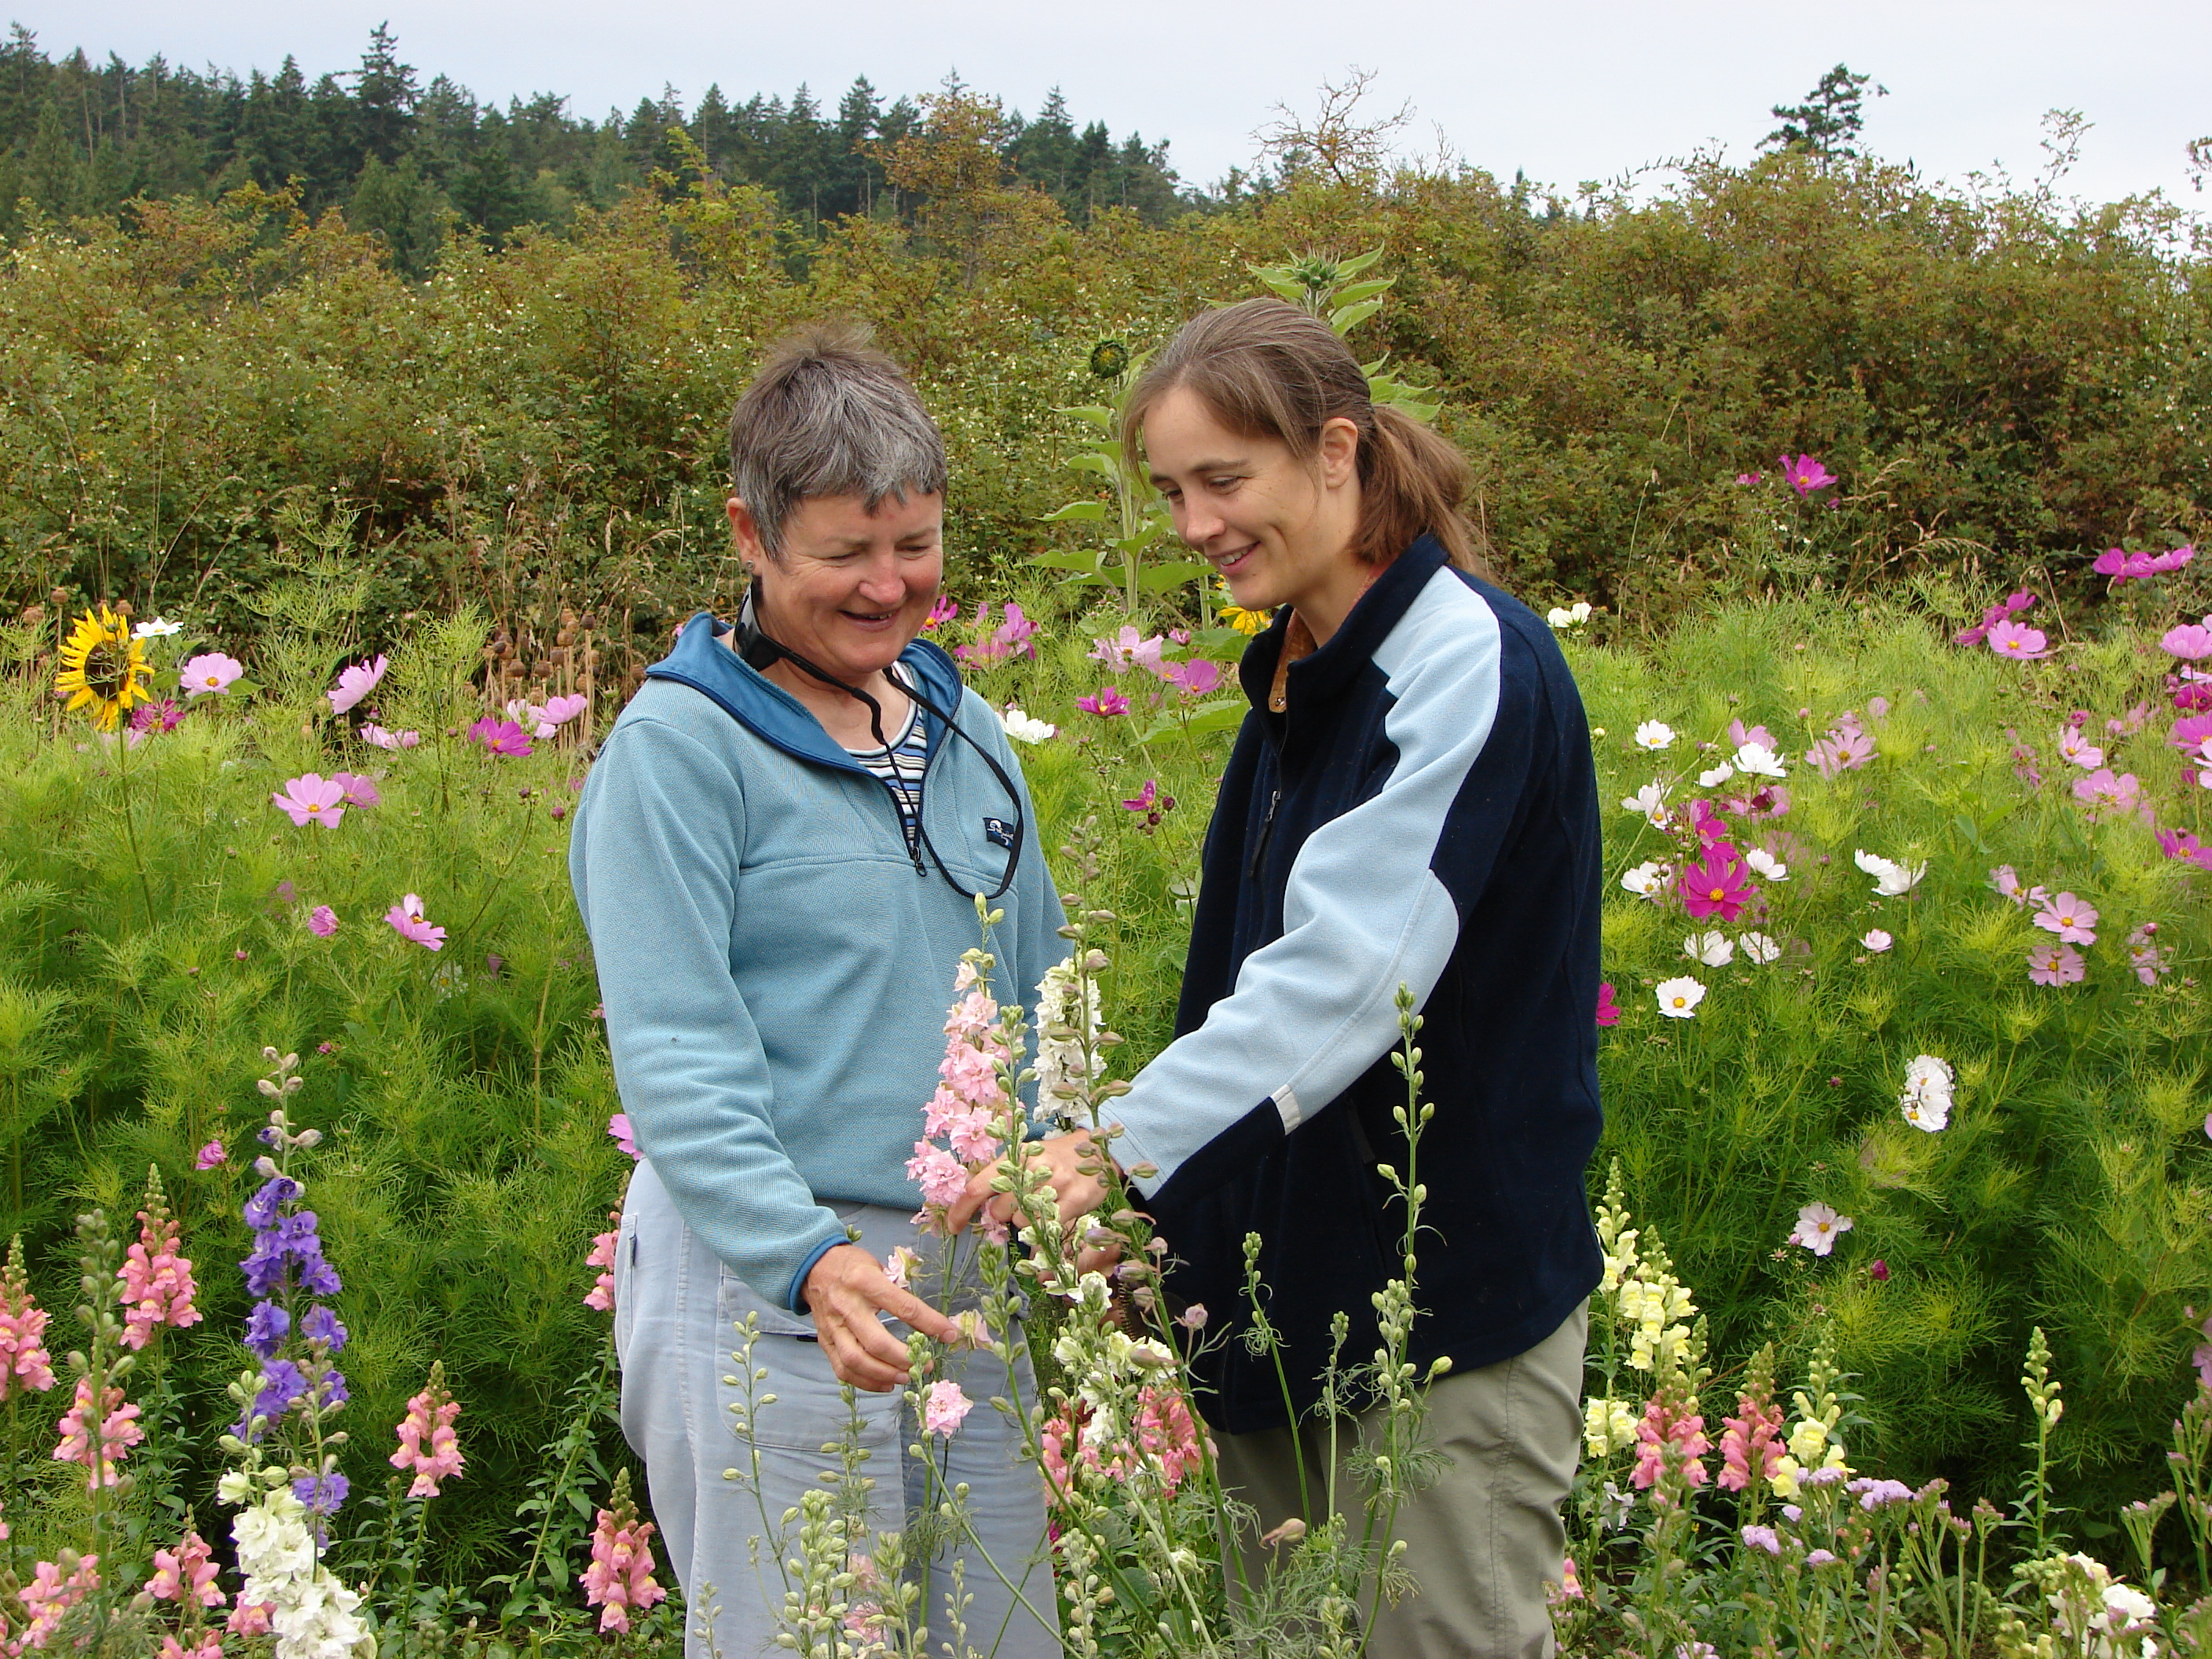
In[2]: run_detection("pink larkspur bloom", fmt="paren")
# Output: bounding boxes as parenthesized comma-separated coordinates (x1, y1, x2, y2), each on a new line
(307, 905, 338, 938)
(922, 1379, 974, 1437)
(1077, 686, 1130, 717)
(1987, 620, 2051, 660)
(53, 1377, 144, 1489)
(271, 775, 347, 828)
(906, 1142, 969, 1208)
(581, 1490, 666, 1635)
(180, 653, 245, 698)
(149, 1529, 224, 1608)
(2032, 892, 2099, 946)
(117, 1206, 201, 1350)
(390, 1376, 464, 1498)
(327, 654, 388, 715)
(384, 893, 446, 950)
(2027, 941, 2086, 986)
(467, 716, 534, 757)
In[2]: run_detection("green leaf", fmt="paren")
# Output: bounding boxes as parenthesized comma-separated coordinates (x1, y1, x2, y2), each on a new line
(1336, 248, 1386, 277)
(1181, 697, 1251, 735)
(1041, 501, 1110, 524)
(1067, 452, 1119, 480)
(1331, 276, 1396, 308)
(1328, 298, 1385, 335)
(1060, 405, 1115, 427)
(1136, 560, 1212, 593)
(1188, 627, 1256, 655)
(1031, 549, 1110, 574)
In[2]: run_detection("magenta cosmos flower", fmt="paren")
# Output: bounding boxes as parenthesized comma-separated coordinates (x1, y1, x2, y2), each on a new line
(180, 653, 245, 698)
(467, 716, 534, 757)
(328, 654, 388, 716)
(385, 894, 446, 950)
(271, 775, 348, 828)
(1677, 842, 1754, 922)
(1595, 983, 1620, 1027)
(1781, 453, 1837, 496)
(1987, 620, 2051, 661)
(1077, 687, 1130, 717)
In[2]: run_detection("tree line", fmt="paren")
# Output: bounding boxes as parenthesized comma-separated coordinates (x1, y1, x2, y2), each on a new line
(0, 23, 1199, 270)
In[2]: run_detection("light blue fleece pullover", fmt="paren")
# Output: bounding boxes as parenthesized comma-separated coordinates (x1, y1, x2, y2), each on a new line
(569, 615, 1067, 1310)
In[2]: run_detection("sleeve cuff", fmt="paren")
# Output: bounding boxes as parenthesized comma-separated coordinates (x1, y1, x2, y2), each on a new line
(785, 1233, 847, 1313)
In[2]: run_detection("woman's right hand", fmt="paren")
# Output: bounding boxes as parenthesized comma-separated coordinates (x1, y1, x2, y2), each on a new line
(802, 1243, 963, 1392)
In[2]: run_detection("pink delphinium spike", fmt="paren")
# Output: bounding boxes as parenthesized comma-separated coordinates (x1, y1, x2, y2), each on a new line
(581, 1470, 668, 1634)
(53, 1377, 145, 1489)
(0, 1235, 58, 1398)
(117, 1173, 202, 1350)
(922, 1379, 974, 1437)
(390, 1361, 465, 1498)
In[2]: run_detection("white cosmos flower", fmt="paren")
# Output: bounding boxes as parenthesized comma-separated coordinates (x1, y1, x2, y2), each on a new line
(1733, 742, 1788, 778)
(1899, 1053, 1954, 1133)
(1621, 860, 1672, 897)
(998, 704, 1057, 743)
(1862, 929, 1894, 952)
(1741, 932, 1782, 965)
(1683, 931, 1735, 966)
(1854, 849, 1927, 895)
(1622, 782, 1670, 826)
(1697, 763, 1736, 789)
(1789, 1203, 1853, 1256)
(132, 616, 183, 638)
(1545, 601, 1592, 629)
(1744, 848, 1789, 881)
(1654, 976, 1706, 1018)
(1634, 720, 1675, 750)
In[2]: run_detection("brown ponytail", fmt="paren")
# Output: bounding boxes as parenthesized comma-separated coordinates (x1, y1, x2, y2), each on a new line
(1123, 297, 1489, 577)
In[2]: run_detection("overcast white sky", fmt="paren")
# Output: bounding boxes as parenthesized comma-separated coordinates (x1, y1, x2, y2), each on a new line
(22, 0, 2212, 207)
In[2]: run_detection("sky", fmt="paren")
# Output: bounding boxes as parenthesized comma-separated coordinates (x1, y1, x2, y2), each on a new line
(24, 0, 2212, 209)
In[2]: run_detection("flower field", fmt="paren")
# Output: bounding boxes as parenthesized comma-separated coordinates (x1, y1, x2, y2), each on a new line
(2, 507, 2211, 1655)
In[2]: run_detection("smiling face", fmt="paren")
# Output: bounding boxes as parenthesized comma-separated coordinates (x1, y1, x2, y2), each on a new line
(1141, 386, 1370, 644)
(729, 489, 944, 687)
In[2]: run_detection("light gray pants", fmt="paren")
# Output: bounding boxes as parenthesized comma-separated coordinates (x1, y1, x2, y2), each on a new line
(613, 1161, 1060, 1659)
(1215, 1301, 1588, 1659)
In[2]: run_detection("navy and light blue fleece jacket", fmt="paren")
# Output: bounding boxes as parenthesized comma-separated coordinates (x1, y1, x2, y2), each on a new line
(569, 617, 1066, 1312)
(1115, 537, 1605, 1433)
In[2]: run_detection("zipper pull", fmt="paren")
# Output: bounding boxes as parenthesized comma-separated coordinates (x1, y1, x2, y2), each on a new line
(1247, 786, 1280, 879)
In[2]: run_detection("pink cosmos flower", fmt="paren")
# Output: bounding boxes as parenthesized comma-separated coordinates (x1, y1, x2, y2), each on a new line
(1076, 686, 1130, 717)
(2027, 941, 2086, 986)
(385, 893, 446, 950)
(1780, 453, 1837, 496)
(607, 1113, 639, 1159)
(922, 1379, 974, 1437)
(193, 1140, 227, 1170)
(1595, 983, 1620, 1028)
(1734, 471, 1763, 485)
(1678, 842, 1754, 922)
(149, 1529, 224, 1607)
(2108, 701, 2151, 736)
(307, 905, 339, 938)
(2071, 768, 2147, 822)
(2174, 713, 2212, 753)
(2128, 922, 2172, 985)
(1, 1242, 58, 1397)
(924, 594, 959, 628)
(271, 775, 347, 827)
(1989, 866, 2050, 908)
(1789, 1202, 1853, 1255)
(1090, 626, 1167, 675)
(581, 1478, 667, 1634)
(955, 602, 1039, 664)
(584, 1221, 617, 1312)
(1727, 719, 1778, 752)
(2056, 727, 2104, 770)
(328, 654, 388, 715)
(180, 653, 245, 697)
(2161, 623, 2212, 662)
(1861, 930, 1893, 953)
(2032, 892, 2098, 945)
(2096, 544, 2195, 582)
(359, 723, 421, 749)
(1987, 620, 2051, 660)
(53, 1376, 144, 1489)
(2156, 826, 2212, 872)
(467, 716, 534, 757)
(1121, 779, 1159, 812)
(390, 1371, 464, 1497)
(329, 771, 380, 808)
(1158, 657, 1226, 696)
(130, 698, 186, 735)
(117, 1201, 201, 1350)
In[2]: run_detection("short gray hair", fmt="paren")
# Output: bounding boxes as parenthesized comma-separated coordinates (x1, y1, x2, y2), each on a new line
(727, 323, 949, 558)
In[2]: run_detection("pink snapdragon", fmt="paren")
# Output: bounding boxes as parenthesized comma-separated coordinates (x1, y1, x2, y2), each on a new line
(180, 653, 245, 698)
(390, 1365, 465, 1497)
(117, 1186, 201, 1350)
(584, 1215, 618, 1312)
(2027, 942, 2086, 986)
(1718, 1391, 1784, 1492)
(922, 1379, 975, 1437)
(270, 775, 348, 828)
(193, 1141, 227, 1170)
(1631, 1388, 1711, 1489)
(18, 1555, 101, 1650)
(384, 894, 446, 950)
(148, 1529, 224, 1607)
(327, 654, 388, 715)
(581, 1473, 666, 1635)
(0, 1237, 57, 1398)
(53, 1377, 144, 1489)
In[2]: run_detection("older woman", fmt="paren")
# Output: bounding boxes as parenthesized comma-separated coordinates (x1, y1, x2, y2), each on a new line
(570, 324, 1064, 1658)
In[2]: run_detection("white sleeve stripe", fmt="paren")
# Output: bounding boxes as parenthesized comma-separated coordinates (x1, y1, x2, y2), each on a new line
(1274, 1085, 1303, 1132)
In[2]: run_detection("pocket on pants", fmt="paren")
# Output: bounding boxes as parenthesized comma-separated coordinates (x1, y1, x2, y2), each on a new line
(715, 1263, 899, 1456)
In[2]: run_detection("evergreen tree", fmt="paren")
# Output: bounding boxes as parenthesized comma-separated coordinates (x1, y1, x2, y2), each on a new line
(1763, 64, 1885, 159)
(352, 23, 417, 166)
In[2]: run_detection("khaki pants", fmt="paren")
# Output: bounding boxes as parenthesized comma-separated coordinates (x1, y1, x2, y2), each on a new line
(1214, 1301, 1587, 1659)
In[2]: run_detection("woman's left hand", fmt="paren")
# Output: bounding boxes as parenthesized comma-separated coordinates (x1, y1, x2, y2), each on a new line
(947, 1130, 1115, 1241)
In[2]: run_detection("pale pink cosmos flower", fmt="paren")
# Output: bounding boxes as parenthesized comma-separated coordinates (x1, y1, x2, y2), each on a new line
(1861, 930, 1894, 953)
(581, 1476, 666, 1634)
(2056, 727, 2104, 770)
(2161, 622, 2212, 662)
(607, 1113, 639, 1159)
(53, 1376, 144, 1489)
(2027, 942, 2086, 986)
(2033, 892, 2099, 945)
(329, 771, 380, 808)
(384, 894, 446, 950)
(1158, 657, 1225, 696)
(148, 1529, 224, 1607)
(328, 654, 388, 715)
(117, 1199, 201, 1350)
(359, 723, 421, 749)
(1989, 865, 2050, 907)
(390, 1368, 464, 1498)
(922, 1379, 974, 1437)
(1, 1239, 58, 1397)
(180, 653, 245, 698)
(1986, 620, 2051, 660)
(2071, 768, 2147, 823)
(1789, 1203, 1853, 1256)
(2128, 923, 2172, 985)
(271, 775, 347, 828)
(1090, 626, 1166, 675)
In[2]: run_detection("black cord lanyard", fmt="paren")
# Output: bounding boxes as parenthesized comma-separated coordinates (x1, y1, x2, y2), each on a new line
(734, 590, 1027, 903)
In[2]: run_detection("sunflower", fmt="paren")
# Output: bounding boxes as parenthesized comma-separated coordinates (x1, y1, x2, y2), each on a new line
(1214, 579, 1270, 635)
(1087, 339, 1130, 380)
(54, 605, 154, 731)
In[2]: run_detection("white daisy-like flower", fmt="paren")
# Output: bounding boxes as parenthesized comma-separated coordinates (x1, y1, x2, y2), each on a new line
(1683, 931, 1735, 967)
(1733, 742, 1788, 778)
(1621, 782, 1670, 826)
(1740, 932, 1782, 965)
(1789, 1203, 1854, 1257)
(1621, 860, 1672, 897)
(1862, 929, 1894, 952)
(1697, 763, 1736, 789)
(1634, 720, 1675, 750)
(1744, 848, 1789, 881)
(1854, 848, 1927, 895)
(1899, 1053, 1954, 1133)
(132, 616, 184, 639)
(1545, 601, 1592, 629)
(1654, 976, 1706, 1018)
(998, 704, 1057, 743)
